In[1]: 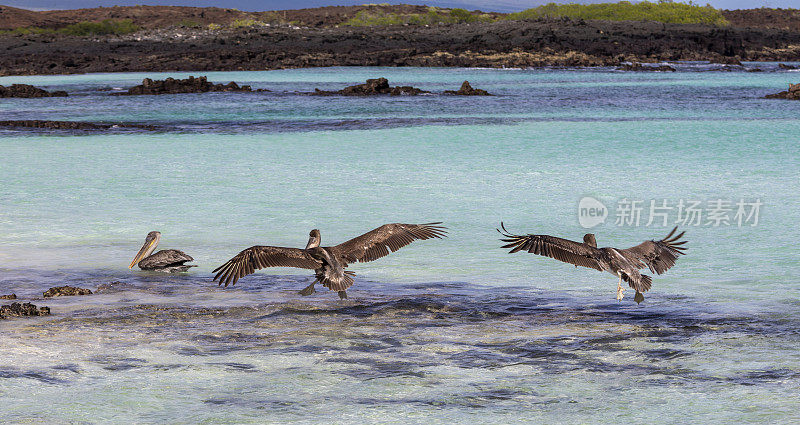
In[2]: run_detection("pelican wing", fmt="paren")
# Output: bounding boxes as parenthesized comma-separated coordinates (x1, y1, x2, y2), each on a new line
(620, 226, 687, 274)
(331, 223, 447, 265)
(139, 249, 193, 269)
(212, 246, 322, 287)
(498, 223, 604, 271)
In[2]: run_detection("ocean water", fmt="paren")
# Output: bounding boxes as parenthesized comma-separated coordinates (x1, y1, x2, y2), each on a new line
(1, 65, 799, 423)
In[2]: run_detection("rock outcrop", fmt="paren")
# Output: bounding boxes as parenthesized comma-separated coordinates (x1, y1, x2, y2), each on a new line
(711, 57, 743, 66)
(778, 63, 798, 70)
(313, 78, 429, 96)
(43, 286, 93, 298)
(617, 62, 676, 72)
(0, 84, 67, 98)
(765, 83, 800, 100)
(114, 76, 263, 96)
(0, 294, 17, 300)
(0, 302, 50, 319)
(443, 81, 491, 96)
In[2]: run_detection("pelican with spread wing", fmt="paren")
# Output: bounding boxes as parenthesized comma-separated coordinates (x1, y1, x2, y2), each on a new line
(212, 223, 447, 299)
(499, 224, 687, 303)
(129, 231, 195, 273)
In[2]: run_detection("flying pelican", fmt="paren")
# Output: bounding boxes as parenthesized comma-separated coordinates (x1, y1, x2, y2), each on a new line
(129, 231, 195, 273)
(498, 224, 687, 303)
(212, 223, 447, 299)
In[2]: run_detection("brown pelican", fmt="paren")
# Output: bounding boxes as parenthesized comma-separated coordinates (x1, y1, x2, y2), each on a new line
(212, 223, 447, 299)
(498, 224, 687, 303)
(129, 231, 195, 273)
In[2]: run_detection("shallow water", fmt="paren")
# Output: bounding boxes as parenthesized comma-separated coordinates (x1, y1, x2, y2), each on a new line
(1, 66, 799, 423)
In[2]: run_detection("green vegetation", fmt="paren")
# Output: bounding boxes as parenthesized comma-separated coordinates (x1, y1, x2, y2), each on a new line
(506, 1, 729, 26)
(229, 18, 271, 28)
(60, 19, 139, 36)
(178, 19, 202, 28)
(343, 7, 495, 26)
(0, 19, 139, 36)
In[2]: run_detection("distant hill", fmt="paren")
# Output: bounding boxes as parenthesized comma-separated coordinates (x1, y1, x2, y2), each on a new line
(2, 3, 799, 31)
(0, 4, 442, 30)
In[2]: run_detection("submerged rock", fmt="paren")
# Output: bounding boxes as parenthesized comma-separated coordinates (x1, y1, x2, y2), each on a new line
(616, 62, 676, 72)
(114, 76, 264, 96)
(43, 286, 93, 298)
(0, 294, 16, 300)
(444, 80, 491, 96)
(95, 281, 134, 293)
(0, 302, 50, 318)
(313, 77, 430, 96)
(0, 84, 68, 98)
(0, 120, 158, 131)
(765, 83, 800, 100)
(778, 63, 798, 70)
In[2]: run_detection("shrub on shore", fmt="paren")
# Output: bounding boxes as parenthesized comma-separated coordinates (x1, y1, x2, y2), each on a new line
(506, 1, 729, 26)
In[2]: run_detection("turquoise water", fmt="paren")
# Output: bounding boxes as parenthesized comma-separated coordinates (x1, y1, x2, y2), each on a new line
(1, 66, 799, 423)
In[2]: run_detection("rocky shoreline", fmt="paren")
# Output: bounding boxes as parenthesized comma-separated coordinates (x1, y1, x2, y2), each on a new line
(1, 17, 799, 76)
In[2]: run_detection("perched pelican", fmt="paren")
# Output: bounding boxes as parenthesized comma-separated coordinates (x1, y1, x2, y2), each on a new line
(212, 223, 447, 299)
(498, 224, 687, 303)
(129, 231, 195, 273)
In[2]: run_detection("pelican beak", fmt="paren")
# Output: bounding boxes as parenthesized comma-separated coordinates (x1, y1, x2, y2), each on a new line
(129, 238, 157, 269)
(305, 236, 315, 250)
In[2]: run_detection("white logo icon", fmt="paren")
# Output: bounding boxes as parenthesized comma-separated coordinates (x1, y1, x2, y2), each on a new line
(578, 197, 607, 229)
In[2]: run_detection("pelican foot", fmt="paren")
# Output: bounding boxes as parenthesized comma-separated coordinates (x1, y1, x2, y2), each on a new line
(337, 291, 348, 300)
(616, 285, 626, 302)
(634, 291, 645, 304)
(299, 283, 315, 296)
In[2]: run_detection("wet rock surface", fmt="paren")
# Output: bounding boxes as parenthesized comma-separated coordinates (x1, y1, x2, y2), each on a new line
(765, 83, 800, 100)
(313, 78, 430, 96)
(0, 294, 17, 300)
(0, 302, 50, 319)
(778, 63, 798, 70)
(43, 286, 93, 298)
(114, 76, 265, 96)
(616, 62, 676, 72)
(0, 84, 67, 98)
(443, 81, 491, 96)
(711, 57, 743, 66)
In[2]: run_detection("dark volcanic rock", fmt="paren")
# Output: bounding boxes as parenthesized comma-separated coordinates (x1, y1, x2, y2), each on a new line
(778, 63, 798, 70)
(0, 302, 50, 318)
(765, 83, 800, 100)
(43, 286, 93, 298)
(617, 62, 676, 72)
(115, 76, 261, 96)
(2, 19, 800, 76)
(313, 78, 429, 96)
(0, 120, 158, 130)
(0, 84, 67, 98)
(443, 81, 491, 96)
(0, 294, 17, 300)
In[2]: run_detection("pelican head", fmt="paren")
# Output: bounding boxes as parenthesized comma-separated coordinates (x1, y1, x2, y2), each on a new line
(583, 233, 597, 248)
(305, 229, 321, 249)
(129, 231, 161, 269)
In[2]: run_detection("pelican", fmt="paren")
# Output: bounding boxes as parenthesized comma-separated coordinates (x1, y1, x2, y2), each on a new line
(129, 231, 195, 273)
(212, 223, 447, 299)
(498, 224, 687, 303)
